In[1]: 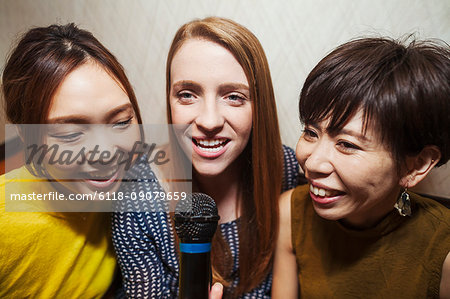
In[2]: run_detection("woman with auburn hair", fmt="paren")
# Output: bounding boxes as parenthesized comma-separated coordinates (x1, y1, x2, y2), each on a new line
(273, 37, 450, 298)
(113, 17, 303, 298)
(0, 23, 143, 297)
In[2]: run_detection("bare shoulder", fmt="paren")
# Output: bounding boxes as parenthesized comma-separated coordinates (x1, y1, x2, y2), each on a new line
(280, 189, 294, 210)
(279, 189, 294, 224)
(273, 188, 299, 298)
(440, 251, 450, 298)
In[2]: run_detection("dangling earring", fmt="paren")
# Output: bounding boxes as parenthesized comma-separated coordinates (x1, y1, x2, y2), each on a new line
(394, 189, 412, 217)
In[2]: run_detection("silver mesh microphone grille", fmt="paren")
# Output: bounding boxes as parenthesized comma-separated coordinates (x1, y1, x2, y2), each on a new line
(174, 193, 220, 243)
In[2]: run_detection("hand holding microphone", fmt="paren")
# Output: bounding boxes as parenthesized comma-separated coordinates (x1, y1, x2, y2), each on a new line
(210, 282, 224, 299)
(174, 193, 220, 299)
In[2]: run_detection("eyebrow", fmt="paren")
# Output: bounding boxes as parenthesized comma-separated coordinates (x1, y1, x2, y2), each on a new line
(47, 103, 134, 124)
(307, 122, 371, 143)
(217, 83, 250, 95)
(172, 80, 250, 94)
(172, 80, 203, 93)
(337, 128, 371, 143)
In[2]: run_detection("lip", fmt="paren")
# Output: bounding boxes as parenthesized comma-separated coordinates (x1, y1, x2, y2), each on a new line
(191, 137, 229, 159)
(308, 182, 344, 205)
(83, 168, 120, 190)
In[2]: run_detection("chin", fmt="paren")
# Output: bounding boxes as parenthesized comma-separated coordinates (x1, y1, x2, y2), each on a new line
(193, 165, 225, 178)
(312, 204, 343, 221)
(194, 170, 222, 178)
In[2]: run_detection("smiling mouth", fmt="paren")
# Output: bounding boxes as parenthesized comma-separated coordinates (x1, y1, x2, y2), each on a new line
(83, 166, 120, 182)
(309, 184, 344, 197)
(192, 138, 230, 153)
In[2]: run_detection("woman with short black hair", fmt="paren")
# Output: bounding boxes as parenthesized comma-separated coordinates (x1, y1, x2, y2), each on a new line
(273, 37, 450, 298)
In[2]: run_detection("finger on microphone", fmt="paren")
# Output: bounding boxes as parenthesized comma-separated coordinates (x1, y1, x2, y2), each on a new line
(209, 282, 223, 299)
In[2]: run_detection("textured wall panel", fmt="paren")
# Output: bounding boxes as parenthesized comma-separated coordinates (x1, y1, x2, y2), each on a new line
(1, 0, 449, 197)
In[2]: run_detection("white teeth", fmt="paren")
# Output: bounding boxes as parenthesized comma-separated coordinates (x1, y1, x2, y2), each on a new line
(197, 138, 226, 147)
(318, 188, 326, 197)
(197, 144, 225, 153)
(313, 186, 319, 195)
(310, 184, 336, 197)
(195, 138, 228, 153)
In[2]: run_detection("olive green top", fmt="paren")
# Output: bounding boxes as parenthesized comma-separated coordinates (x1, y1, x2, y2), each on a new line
(291, 184, 450, 298)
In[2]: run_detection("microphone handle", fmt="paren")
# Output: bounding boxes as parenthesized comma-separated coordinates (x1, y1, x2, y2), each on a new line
(179, 250, 211, 299)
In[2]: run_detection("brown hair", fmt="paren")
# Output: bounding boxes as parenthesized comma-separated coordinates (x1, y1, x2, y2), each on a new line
(3, 23, 142, 124)
(299, 36, 450, 169)
(166, 17, 283, 295)
(2, 23, 143, 175)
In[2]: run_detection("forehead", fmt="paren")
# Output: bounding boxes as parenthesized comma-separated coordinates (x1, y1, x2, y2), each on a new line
(47, 62, 130, 122)
(170, 39, 248, 85)
(320, 109, 383, 142)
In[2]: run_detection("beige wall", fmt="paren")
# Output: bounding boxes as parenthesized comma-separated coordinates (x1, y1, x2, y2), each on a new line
(1, 0, 449, 197)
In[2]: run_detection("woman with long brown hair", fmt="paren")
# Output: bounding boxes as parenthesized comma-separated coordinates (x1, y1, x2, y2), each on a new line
(112, 17, 303, 298)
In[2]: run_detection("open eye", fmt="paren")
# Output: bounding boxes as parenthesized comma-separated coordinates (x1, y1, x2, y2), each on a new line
(225, 93, 247, 105)
(337, 140, 361, 153)
(177, 91, 196, 104)
(179, 92, 193, 99)
(302, 128, 318, 141)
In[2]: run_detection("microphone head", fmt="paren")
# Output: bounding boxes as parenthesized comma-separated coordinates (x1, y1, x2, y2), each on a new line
(174, 193, 220, 243)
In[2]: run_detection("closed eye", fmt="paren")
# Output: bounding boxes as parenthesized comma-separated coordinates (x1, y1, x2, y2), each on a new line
(49, 132, 83, 143)
(113, 117, 133, 129)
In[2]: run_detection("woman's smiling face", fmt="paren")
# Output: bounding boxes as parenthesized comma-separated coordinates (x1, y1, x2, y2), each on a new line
(43, 61, 140, 196)
(296, 110, 403, 228)
(169, 39, 253, 178)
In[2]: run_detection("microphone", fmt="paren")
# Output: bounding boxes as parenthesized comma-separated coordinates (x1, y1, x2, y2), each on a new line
(174, 193, 220, 299)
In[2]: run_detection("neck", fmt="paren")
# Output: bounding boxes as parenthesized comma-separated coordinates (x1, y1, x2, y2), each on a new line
(194, 160, 242, 224)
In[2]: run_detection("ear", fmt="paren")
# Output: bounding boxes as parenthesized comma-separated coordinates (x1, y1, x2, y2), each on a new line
(399, 146, 441, 188)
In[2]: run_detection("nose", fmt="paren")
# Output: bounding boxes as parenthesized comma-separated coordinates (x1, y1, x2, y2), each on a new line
(194, 97, 224, 135)
(302, 139, 334, 176)
(85, 126, 118, 166)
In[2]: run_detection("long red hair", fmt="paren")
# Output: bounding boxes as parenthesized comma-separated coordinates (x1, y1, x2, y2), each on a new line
(166, 17, 282, 296)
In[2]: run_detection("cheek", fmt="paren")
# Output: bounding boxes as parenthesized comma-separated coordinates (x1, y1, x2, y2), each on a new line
(118, 126, 141, 152)
(239, 117, 252, 141)
(339, 156, 399, 196)
(43, 158, 80, 179)
(366, 158, 399, 186)
(230, 107, 252, 141)
(41, 141, 86, 171)
(295, 138, 308, 167)
(171, 105, 193, 125)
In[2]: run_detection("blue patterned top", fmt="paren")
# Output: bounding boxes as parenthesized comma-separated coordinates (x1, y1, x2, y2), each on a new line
(112, 145, 302, 298)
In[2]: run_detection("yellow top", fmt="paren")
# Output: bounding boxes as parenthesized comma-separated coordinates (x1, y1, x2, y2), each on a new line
(0, 166, 116, 298)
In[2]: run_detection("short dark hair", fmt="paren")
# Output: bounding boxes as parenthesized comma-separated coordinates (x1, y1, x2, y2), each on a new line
(299, 36, 450, 168)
